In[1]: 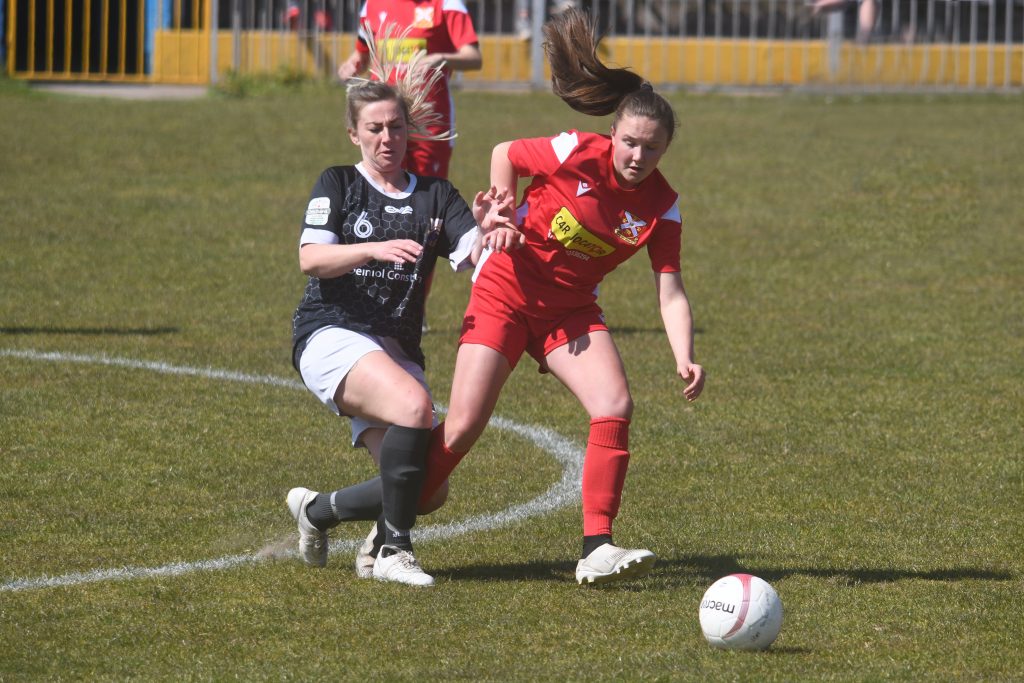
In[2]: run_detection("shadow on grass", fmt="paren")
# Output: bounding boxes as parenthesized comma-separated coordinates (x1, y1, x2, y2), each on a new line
(423, 325, 705, 339)
(436, 559, 576, 583)
(653, 555, 1016, 587)
(436, 554, 1014, 586)
(1, 326, 179, 336)
(608, 326, 706, 336)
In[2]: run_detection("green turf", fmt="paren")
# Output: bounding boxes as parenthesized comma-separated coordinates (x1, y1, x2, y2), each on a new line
(1, 84, 1022, 681)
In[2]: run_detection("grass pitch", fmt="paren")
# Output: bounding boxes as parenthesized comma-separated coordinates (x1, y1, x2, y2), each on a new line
(1, 82, 1022, 681)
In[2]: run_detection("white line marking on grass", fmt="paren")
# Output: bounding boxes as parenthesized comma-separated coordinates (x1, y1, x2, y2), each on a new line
(0, 347, 305, 389)
(0, 555, 263, 592)
(0, 348, 583, 592)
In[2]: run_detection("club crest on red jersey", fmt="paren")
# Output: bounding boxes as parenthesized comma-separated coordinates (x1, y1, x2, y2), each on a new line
(413, 6, 435, 28)
(614, 210, 647, 245)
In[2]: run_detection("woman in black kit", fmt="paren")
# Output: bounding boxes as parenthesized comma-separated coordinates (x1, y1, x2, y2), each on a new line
(285, 72, 520, 586)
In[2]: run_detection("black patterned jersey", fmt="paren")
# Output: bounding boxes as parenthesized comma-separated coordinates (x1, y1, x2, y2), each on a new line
(292, 164, 479, 369)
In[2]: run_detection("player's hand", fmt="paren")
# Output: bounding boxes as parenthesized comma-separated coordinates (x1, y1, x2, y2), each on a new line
(473, 187, 516, 230)
(482, 226, 526, 252)
(337, 63, 356, 81)
(475, 188, 523, 251)
(337, 54, 365, 82)
(367, 239, 422, 265)
(679, 362, 705, 402)
(417, 53, 448, 71)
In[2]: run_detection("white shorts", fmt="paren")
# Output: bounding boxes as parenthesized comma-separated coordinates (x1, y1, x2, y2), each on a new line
(298, 326, 436, 447)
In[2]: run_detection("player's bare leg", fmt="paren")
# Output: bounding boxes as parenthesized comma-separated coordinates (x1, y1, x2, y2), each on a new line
(546, 331, 655, 585)
(288, 350, 434, 577)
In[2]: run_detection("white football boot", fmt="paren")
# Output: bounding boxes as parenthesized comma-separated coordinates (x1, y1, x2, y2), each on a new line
(355, 524, 378, 579)
(575, 543, 656, 586)
(372, 546, 435, 587)
(285, 487, 328, 568)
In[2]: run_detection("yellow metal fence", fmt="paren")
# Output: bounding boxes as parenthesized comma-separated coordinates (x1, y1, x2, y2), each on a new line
(5, 0, 208, 81)
(5, 0, 1024, 88)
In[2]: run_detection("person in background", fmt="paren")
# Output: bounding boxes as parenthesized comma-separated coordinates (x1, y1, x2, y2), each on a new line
(336, 0, 482, 180)
(810, 0, 878, 43)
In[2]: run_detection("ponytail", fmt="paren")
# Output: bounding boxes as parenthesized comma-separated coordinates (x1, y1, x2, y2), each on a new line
(542, 8, 677, 142)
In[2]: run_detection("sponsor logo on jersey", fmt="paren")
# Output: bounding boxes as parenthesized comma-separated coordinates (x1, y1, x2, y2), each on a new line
(380, 37, 429, 64)
(550, 207, 613, 259)
(413, 6, 434, 28)
(353, 210, 374, 238)
(576, 180, 591, 197)
(351, 265, 420, 283)
(384, 205, 414, 214)
(613, 210, 647, 245)
(305, 197, 330, 226)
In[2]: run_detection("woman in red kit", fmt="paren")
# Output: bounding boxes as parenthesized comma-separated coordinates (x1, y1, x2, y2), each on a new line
(413, 7, 706, 585)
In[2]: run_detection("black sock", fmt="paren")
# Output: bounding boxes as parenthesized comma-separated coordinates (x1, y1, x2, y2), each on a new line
(582, 534, 613, 559)
(376, 513, 413, 555)
(383, 518, 414, 552)
(305, 477, 383, 530)
(304, 494, 336, 531)
(379, 425, 430, 533)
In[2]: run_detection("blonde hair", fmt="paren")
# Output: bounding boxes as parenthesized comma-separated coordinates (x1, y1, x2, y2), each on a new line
(542, 8, 677, 142)
(345, 23, 455, 142)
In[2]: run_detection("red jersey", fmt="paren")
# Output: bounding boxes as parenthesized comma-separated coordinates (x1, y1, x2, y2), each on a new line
(475, 130, 682, 314)
(355, 0, 478, 137)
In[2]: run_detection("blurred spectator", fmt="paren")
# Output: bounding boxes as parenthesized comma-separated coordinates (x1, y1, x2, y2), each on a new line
(285, 0, 334, 31)
(811, 0, 878, 43)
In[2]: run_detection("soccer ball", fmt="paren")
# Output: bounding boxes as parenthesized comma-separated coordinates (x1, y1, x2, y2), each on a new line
(699, 573, 783, 651)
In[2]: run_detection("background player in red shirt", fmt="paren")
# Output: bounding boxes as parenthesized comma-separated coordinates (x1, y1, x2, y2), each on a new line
(336, 0, 482, 179)
(414, 7, 706, 585)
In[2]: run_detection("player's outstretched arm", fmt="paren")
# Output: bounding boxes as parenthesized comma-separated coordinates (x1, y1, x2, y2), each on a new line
(655, 270, 705, 402)
(489, 142, 518, 205)
(418, 43, 482, 72)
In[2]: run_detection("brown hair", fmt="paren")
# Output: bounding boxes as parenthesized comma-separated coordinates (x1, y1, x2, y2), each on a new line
(345, 79, 410, 132)
(346, 23, 455, 141)
(542, 8, 677, 142)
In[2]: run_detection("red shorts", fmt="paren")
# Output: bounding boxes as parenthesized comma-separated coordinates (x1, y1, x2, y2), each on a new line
(406, 138, 454, 179)
(460, 281, 608, 372)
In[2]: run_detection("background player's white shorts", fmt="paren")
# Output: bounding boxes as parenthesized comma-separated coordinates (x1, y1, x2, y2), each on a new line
(298, 326, 436, 448)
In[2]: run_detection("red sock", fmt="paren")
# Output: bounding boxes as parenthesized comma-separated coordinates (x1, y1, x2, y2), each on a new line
(582, 417, 631, 537)
(418, 422, 468, 508)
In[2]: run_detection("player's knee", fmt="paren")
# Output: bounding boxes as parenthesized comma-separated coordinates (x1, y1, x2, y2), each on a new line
(394, 394, 435, 430)
(442, 415, 486, 453)
(595, 392, 633, 421)
(417, 479, 449, 514)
